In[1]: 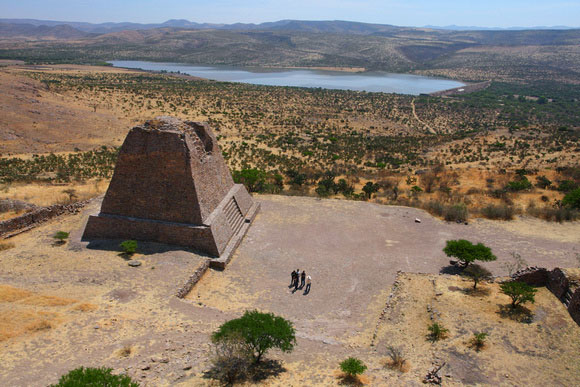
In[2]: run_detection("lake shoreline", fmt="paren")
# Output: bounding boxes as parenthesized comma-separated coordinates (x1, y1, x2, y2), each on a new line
(109, 61, 465, 95)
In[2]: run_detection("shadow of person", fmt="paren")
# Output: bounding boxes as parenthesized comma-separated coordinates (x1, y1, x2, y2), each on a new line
(303, 284, 311, 295)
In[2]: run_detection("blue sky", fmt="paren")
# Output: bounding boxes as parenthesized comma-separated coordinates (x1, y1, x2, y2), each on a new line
(2, 0, 579, 27)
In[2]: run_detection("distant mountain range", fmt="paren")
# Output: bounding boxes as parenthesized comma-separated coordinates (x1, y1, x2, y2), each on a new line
(0, 18, 577, 36)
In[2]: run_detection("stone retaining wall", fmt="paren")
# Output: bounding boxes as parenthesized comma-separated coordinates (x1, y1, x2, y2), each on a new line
(0, 201, 88, 238)
(512, 267, 580, 326)
(175, 259, 210, 298)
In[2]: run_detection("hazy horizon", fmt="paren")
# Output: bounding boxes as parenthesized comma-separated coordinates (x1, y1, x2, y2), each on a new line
(2, 0, 579, 28)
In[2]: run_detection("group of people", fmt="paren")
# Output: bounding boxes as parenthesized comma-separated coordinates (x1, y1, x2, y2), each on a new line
(289, 269, 311, 294)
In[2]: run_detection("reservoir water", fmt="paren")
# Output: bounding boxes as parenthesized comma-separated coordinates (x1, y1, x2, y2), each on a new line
(109, 61, 464, 95)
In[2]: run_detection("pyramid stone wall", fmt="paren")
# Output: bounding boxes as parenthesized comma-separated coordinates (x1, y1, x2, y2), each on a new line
(82, 117, 259, 257)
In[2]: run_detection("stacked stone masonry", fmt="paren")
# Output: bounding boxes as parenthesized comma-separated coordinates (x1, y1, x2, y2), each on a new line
(512, 267, 580, 326)
(82, 117, 259, 258)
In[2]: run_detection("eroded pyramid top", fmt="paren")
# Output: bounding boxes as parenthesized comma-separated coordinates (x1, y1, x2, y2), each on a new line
(100, 117, 234, 225)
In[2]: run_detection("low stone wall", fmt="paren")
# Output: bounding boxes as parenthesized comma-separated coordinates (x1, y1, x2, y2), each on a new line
(512, 267, 579, 327)
(510, 266, 549, 286)
(0, 201, 88, 238)
(175, 259, 210, 298)
(569, 288, 580, 326)
(547, 268, 569, 300)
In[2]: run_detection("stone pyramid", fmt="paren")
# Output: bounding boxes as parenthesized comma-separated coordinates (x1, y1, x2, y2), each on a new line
(82, 117, 259, 260)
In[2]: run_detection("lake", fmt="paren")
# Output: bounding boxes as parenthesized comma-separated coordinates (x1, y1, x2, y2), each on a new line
(109, 61, 465, 95)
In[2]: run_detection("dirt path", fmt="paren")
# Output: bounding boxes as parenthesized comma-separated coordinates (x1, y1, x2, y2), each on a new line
(411, 98, 436, 134)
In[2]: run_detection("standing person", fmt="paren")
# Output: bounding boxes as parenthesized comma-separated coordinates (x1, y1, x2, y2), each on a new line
(294, 269, 300, 290)
(304, 275, 312, 294)
(289, 270, 296, 288)
(300, 271, 306, 289)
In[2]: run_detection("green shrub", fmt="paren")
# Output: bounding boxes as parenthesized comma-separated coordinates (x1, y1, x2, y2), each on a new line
(53, 231, 70, 244)
(120, 240, 138, 256)
(506, 176, 532, 191)
(427, 322, 449, 342)
(232, 169, 267, 193)
(470, 332, 488, 351)
(557, 180, 578, 193)
(51, 366, 139, 387)
(212, 310, 296, 363)
(362, 181, 380, 199)
(562, 188, 580, 209)
(340, 357, 367, 377)
(535, 175, 552, 189)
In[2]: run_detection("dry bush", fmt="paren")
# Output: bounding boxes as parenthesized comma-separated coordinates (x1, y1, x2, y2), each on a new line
(481, 204, 515, 220)
(0, 242, 15, 251)
(72, 303, 98, 312)
(527, 205, 579, 222)
(27, 319, 53, 332)
(385, 346, 408, 372)
(116, 345, 133, 357)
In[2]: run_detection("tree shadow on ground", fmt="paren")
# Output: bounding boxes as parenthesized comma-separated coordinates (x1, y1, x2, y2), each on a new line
(203, 359, 286, 385)
(439, 265, 464, 275)
(338, 373, 366, 386)
(497, 304, 533, 323)
(462, 286, 491, 297)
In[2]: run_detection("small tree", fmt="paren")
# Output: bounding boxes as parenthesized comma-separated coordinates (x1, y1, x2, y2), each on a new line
(53, 231, 70, 245)
(50, 367, 139, 387)
(340, 357, 367, 378)
(500, 281, 537, 309)
(212, 310, 296, 363)
(362, 181, 379, 199)
(462, 264, 492, 289)
(120, 240, 138, 256)
(443, 239, 497, 267)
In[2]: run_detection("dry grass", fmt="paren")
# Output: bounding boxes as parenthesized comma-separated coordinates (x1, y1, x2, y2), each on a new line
(0, 241, 15, 251)
(0, 310, 58, 341)
(72, 303, 98, 312)
(116, 345, 133, 358)
(0, 180, 109, 207)
(0, 284, 81, 342)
